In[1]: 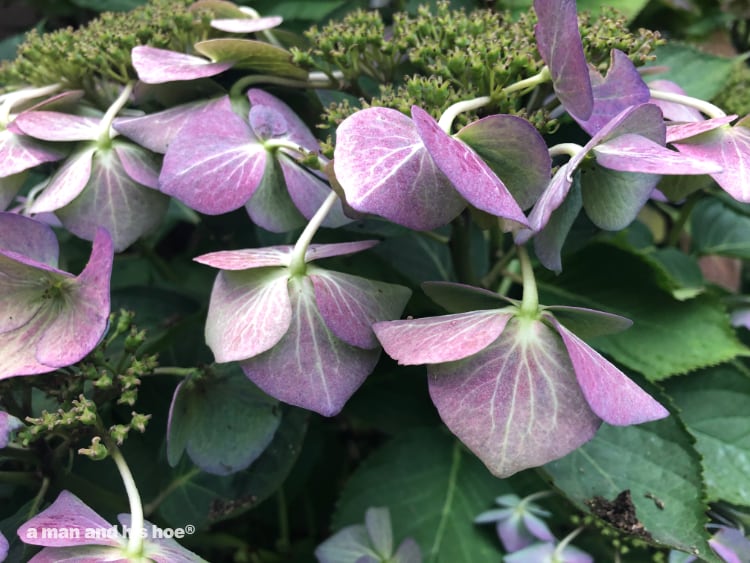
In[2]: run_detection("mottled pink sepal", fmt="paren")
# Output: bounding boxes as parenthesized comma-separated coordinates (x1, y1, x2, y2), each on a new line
(132, 45, 233, 84)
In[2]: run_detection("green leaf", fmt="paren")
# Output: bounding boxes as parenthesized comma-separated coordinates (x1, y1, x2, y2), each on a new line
(537, 242, 748, 380)
(664, 364, 750, 507)
(333, 427, 510, 563)
(157, 406, 307, 528)
(193, 39, 308, 80)
(167, 364, 281, 476)
(644, 43, 736, 100)
(373, 232, 454, 284)
(691, 197, 750, 259)
(70, 0, 146, 11)
(577, 0, 649, 20)
(543, 416, 719, 561)
(647, 248, 704, 300)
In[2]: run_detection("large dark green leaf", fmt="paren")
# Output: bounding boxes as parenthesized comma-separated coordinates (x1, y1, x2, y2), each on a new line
(691, 197, 750, 259)
(644, 44, 736, 100)
(538, 242, 748, 380)
(664, 364, 750, 507)
(333, 427, 510, 562)
(543, 414, 718, 561)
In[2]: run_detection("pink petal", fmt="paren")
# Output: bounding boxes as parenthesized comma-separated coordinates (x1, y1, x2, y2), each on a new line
(194, 246, 293, 269)
(428, 317, 602, 477)
(666, 115, 736, 144)
(28, 545, 129, 562)
(305, 241, 379, 262)
(0, 129, 67, 177)
(516, 162, 574, 242)
(333, 107, 465, 230)
(0, 212, 59, 267)
(373, 310, 512, 365)
(29, 147, 96, 213)
(131, 45, 233, 84)
(18, 490, 120, 548)
(114, 143, 160, 188)
(159, 101, 267, 214)
(117, 515, 205, 563)
(280, 156, 351, 228)
(247, 89, 319, 150)
(411, 106, 528, 227)
(241, 276, 380, 416)
(12, 111, 100, 141)
(310, 269, 411, 349)
(205, 268, 292, 362)
(547, 315, 669, 425)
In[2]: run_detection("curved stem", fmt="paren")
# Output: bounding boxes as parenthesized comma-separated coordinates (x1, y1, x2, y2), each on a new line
(287, 191, 340, 276)
(108, 442, 144, 557)
(649, 89, 727, 119)
(517, 245, 539, 316)
(97, 81, 134, 144)
(502, 66, 551, 95)
(229, 71, 340, 99)
(548, 142, 584, 159)
(152, 366, 200, 377)
(438, 96, 491, 133)
(0, 83, 62, 126)
(553, 526, 585, 559)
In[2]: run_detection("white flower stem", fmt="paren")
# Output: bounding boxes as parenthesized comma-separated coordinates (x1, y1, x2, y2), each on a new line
(97, 81, 134, 144)
(553, 526, 585, 560)
(517, 245, 539, 316)
(548, 142, 584, 159)
(109, 443, 145, 557)
(0, 83, 63, 126)
(649, 88, 727, 119)
(287, 190, 340, 275)
(436, 66, 552, 133)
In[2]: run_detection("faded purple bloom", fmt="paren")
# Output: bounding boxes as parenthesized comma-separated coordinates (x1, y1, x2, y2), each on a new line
(315, 507, 422, 563)
(475, 494, 554, 552)
(17, 490, 206, 562)
(0, 410, 23, 448)
(11, 109, 168, 252)
(334, 106, 534, 231)
(160, 90, 349, 232)
(668, 115, 750, 202)
(195, 241, 411, 416)
(670, 525, 750, 563)
(0, 530, 7, 562)
(504, 541, 593, 563)
(373, 284, 668, 477)
(0, 213, 113, 379)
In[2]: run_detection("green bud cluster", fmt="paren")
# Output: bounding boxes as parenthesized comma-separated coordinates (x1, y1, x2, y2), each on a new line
(0, 0, 214, 98)
(712, 60, 750, 117)
(305, 1, 661, 133)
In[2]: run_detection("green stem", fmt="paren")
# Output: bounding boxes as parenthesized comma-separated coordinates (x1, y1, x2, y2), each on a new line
(666, 191, 702, 247)
(276, 487, 290, 552)
(97, 81, 134, 144)
(0, 470, 39, 488)
(152, 366, 200, 377)
(649, 88, 727, 119)
(553, 526, 585, 560)
(517, 245, 539, 315)
(229, 71, 340, 99)
(0, 83, 62, 126)
(108, 442, 145, 557)
(449, 213, 478, 286)
(288, 191, 339, 276)
(502, 66, 551, 95)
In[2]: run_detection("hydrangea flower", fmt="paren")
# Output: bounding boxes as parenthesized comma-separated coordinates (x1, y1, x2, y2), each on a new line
(17, 490, 205, 562)
(0, 213, 113, 379)
(475, 493, 555, 552)
(195, 241, 411, 416)
(159, 90, 349, 232)
(315, 507, 421, 563)
(373, 283, 669, 477)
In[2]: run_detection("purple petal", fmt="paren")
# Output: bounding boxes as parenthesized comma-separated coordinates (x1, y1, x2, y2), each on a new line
(55, 150, 169, 252)
(12, 111, 99, 142)
(593, 134, 722, 174)
(310, 269, 411, 349)
(516, 162, 575, 242)
(195, 246, 293, 269)
(18, 490, 119, 548)
(315, 525, 375, 563)
(649, 80, 704, 122)
(0, 531, 7, 561)
(114, 97, 228, 154)
(531, 177, 582, 272)
(280, 156, 351, 228)
(205, 268, 292, 362)
(247, 89, 320, 149)
(666, 115, 736, 144)
(159, 100, 267, 214)
(211, 15, 283, 33)
(333, 107, 465, 230)
(0, 172, 25, 211)
(428, 317, 602, 477)
(393, 538, 421, 563)
(575, 50, 650, 135)
(245, 158, 307, 232)
(534, 0, 593, 120)
(27, 545, 128, 562)
(33, 228, 113, 368)
(455, 114, 552, 209)
(241, 276, 380, 416)
(709, 527, 750, 563)
(497, 515, 538, 551)
(547, 315, 669, 425)
(0, 212, 59, 267)
(522, 512, 555, 543)
(29, 148, 96, 213)
(116, 516, 205, 563)
(672, 117, 750, 202)
(373, 310, 512, 365)
(411, 106, 528, 227)
(305, 241, 379, 262)
(131, 45, 233, 84)
(364, 507, 393, 557)
(593, 103, 666, 146)
(0, 129, 67, 177)
(114, 143, 160, 189)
